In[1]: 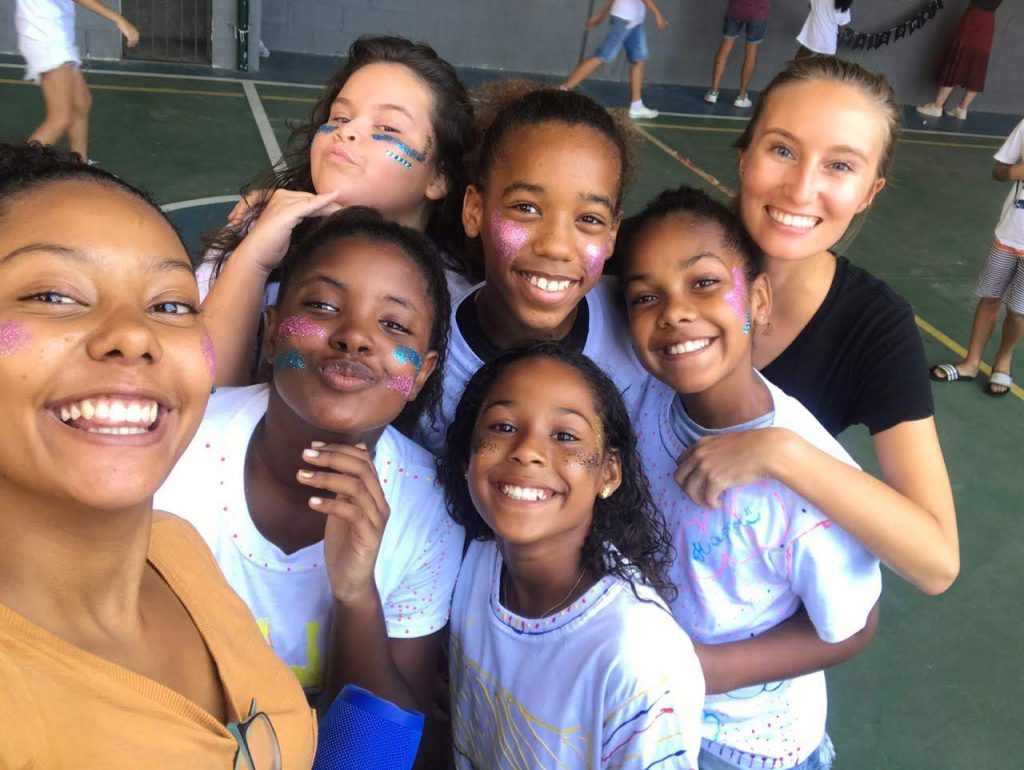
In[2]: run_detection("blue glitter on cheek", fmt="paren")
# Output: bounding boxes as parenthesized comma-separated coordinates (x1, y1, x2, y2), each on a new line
(315, 124, 338, 136)
(384, 150, 413, 169)
(392, 345, 423, 373)
(274, 348, 307, 370)
(371, 133, 426, 163)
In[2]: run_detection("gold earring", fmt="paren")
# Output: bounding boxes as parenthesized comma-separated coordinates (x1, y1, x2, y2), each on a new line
(599, 486, 612, 499)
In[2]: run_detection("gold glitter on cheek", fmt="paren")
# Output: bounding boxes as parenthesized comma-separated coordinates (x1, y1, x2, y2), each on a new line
(471, 435, 500, 455)
(566, 449, 602, 474)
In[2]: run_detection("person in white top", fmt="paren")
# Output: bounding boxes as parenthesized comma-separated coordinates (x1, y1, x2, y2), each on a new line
(618, 186, 881, 770)
(438, 343, 705, 770)
(414, 87, 650, 453)
(16, 0, 138, 159)
(561, 0, 670, 119)
(795, 0, 851, 56)
(930, 117, 1024, 396)
(155, 208, 463, 762)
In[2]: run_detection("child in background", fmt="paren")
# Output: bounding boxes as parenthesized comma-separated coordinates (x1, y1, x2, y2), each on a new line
(155, 207, 463, 740)
(439, 343, 705, 770)
(704, 0, 772, 109)
(796, 0, 851, 57)
(414, 87, 649, 455)
(201, 35, 474, 385)
(562, 0, 669, 120)
(16, 0, 139, 160)
(618, 186, 880, 770)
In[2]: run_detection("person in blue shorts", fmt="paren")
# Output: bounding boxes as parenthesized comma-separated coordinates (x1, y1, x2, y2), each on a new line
(704, 0, 771, 108)
(562, 0, 669, 119)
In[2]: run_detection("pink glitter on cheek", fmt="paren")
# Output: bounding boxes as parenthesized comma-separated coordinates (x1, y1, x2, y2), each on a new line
(200, 333, 217, 380)
(488, 211, 530, 264)
(277, 314, 327, 340)
(386, 374, 415, 399)
(723, 266, 748, 322)
(0, 321, 30, 358)
(583, 240, 610, 283)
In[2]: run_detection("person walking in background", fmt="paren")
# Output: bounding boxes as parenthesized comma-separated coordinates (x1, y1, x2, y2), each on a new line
(705, 0, 772, 109)
(796, 0, 851, 57)
(916, 0, 1003, 121)
(15, 0, 139, 161)
(930, 116, 1024, 397)
(562, 0, 669, 120)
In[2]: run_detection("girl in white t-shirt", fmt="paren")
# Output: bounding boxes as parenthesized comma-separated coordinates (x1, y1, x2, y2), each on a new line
(414, 86, 649, 455)
(438, 342, 705, 770)
(617, 186, 881, 770)
(155, 206, 464, 756)
(199, 35, 475, 386)
(796, 0, 851, 56)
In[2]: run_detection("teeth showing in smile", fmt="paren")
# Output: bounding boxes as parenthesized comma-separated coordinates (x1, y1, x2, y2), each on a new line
(767, 208, 819, 230)
(666, 339, 710, 355)
(499, 484, 550, 502)
(58, 397, 160, 435)
(525, 274, 573, 293)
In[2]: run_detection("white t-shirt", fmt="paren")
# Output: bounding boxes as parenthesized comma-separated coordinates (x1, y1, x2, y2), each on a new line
(994, 118, 1024, 250)
(414, 277, 649, 456)
(449, 540, 705, 770)
(633, 374, 881, 769)
(611, 0, 647, 26)
(154, 385, 464, 693)
(796, 0, 851, 55)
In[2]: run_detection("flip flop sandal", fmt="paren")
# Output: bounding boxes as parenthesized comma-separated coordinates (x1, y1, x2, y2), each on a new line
(930, 364, 975, 383)
(987, 371, 1014, 397)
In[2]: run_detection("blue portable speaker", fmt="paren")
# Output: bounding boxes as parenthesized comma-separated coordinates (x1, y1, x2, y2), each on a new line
(312, 684, 425, 770)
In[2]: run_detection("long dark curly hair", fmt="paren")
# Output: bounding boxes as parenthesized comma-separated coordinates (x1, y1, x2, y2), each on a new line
(437, 342, 677, 602)
(205, 35, 474, 271)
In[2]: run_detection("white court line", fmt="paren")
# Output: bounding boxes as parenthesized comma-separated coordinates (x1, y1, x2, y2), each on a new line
(0, 60, 322, 89)
(242, 81, 283, 167)
(161, 194, 241, 213)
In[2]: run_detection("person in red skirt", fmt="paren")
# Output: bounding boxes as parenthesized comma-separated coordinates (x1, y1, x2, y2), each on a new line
(916, 0, 1003, 120)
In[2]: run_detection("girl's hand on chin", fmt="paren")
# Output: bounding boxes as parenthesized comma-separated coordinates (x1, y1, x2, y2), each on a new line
(674, 428, 791, 509)
(238, 188, 344, 273)
(297, 442, 389, 604)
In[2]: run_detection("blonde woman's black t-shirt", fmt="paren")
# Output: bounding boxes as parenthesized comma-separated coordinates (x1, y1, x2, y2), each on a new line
(760, 256, 934, 437)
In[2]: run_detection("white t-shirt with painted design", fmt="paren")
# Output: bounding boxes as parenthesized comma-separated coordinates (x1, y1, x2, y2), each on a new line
(993, 118, 1024, 250)
(154, 385, 464, 693)
(796, 0, 851, 55)
(414, 276, 649, 456)
(449, 539, 705, 770)
(633, 374, 881, 770)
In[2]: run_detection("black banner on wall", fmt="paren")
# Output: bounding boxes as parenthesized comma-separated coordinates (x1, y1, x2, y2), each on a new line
(839, 0, 945, 51)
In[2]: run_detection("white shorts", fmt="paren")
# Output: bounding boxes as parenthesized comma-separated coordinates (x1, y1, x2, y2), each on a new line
(18, 36, 80, 82)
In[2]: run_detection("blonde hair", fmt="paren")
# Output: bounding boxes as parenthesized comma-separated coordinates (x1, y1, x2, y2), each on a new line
(736, 55, 902, 181)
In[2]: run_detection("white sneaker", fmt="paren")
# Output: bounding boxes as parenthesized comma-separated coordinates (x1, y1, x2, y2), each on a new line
(915, 103, 942, 118)
(733, 95, 752, 108)
(629, 104, 659, 120)
(704, 90, 719, 104)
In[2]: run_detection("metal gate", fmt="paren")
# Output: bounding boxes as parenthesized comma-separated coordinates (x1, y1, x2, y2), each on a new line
(121, 0, 212, 65)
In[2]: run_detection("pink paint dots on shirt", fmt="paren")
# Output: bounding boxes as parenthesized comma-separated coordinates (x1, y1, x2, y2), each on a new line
(723, 265, 748, 322)
(489, 211, 530, 265)
(277, 315, 327, 340)
(200, 332, 217, 381)
(0, 321, 30, 358)
(386, 374, 415, 398)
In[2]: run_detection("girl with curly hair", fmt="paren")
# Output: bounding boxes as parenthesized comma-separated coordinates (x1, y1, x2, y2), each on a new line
(618, 185, 881, 770)
(438, 342, 704, 770)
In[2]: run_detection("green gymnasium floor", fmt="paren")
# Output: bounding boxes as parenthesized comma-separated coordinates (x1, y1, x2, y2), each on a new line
(1, 57, 1021, 769)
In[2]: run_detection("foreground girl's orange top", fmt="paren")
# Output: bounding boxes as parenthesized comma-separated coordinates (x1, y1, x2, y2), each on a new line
(0, 515, 317, 770)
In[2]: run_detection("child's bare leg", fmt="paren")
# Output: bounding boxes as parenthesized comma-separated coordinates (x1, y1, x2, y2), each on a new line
(929, 85, 954, 110)
(629, 60, 645, 103)
(738, 42, 759, 99)
(959, 297, 1002, 375)
(563, 57, 604, 90)
(67, 67, 93, 159)
(710, 37, 735, 93)
(990, 311, 1024, 392)
(28, 63, 75, 147)
(958, 90, 980, 113)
